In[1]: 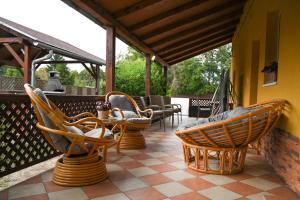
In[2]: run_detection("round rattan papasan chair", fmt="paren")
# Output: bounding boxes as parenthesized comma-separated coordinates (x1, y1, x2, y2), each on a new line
(176, 99, 285, 175)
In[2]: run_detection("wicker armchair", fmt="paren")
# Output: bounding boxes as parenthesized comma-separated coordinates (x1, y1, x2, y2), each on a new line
(24, 84, 115, 186)
(106, 91, 153, 149)
(176, 99, 285, 175)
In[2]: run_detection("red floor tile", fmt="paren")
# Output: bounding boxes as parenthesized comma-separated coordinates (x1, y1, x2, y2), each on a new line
(180, 178, 214, 191)
(149, 164, 177, 173)
(14, 194, 48, 200)
(259, 174, 285, 184)
(268, 187, 300, 200)
(159, 156, 181, 163)
(130, 154, 152, 160)
(18, 175, 42, 185)
(43, 181, 70, 193)
(223, 182, 262, 196)
(118, 161, 144, 169)
(82, 180, 120, 198)
(0, 189, 8, 200)
(226, 173, 253, 181)
(171, 192, 209, 200)
(108, 170, 134, 181)
(140, 173, 172, 186)
(125, 187, 166, 200)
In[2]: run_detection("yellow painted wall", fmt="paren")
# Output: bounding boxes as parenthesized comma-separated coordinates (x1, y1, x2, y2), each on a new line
(232, 0, 300, 138)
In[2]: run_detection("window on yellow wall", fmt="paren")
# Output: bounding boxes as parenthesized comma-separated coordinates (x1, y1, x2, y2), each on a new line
(263, 10, 280, 86)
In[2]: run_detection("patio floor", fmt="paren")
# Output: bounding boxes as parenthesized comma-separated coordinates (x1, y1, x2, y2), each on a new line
(0, 117, 299, 200)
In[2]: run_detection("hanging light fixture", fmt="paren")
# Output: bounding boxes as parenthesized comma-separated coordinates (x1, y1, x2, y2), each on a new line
(151, 55, 156, 61)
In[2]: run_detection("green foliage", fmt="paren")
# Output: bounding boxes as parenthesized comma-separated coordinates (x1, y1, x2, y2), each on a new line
(168, 44, 232, 96)
(0, 66, 22, 78)
(46, 54, 74, 85)
(115, 47, 164, 96)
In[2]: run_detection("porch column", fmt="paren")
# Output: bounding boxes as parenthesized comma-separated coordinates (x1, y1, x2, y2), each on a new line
(23, 44, 31, 84)
(95, 65, 100, 95)
(163, 65, 168, 95)
(145, 54, 151, 96)
(105, 26, 115, 93)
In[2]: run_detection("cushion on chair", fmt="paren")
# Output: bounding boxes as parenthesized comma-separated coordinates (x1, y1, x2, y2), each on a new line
(127, 117, 152, 124)
(177, 107, 253, 131)
(109, 95, 134, 111)
(33, 88, 70, 153)
(115, 110, 138, 119)
(177, 118, 209, 131)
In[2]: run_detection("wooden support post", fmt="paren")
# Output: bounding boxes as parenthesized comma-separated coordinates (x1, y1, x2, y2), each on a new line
(95, 65, 100, 95)
(105, 26, 115, 93)
(145, 54, 151, 96)
(163, 66, 168, 95)
(23, 44, 31, 84)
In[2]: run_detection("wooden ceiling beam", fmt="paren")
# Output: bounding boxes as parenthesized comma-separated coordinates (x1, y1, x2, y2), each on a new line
(163, 33, 233, 59)
(0, 37, 23, 44)
(140, 0, 245, 40)
(148, 13, 241, 48)
(3, 43, 24, 67)
(130, 0, 209, 31)
(168, 40, 232, 65)
(67, 0, 169, 67)
(113, 0, 163, 19)
(157, 24, 236, 54)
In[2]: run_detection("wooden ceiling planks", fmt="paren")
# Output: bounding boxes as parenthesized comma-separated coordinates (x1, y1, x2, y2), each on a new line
(62, 0, 247, 66)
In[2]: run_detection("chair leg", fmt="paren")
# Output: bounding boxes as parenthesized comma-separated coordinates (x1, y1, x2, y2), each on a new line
(172, 114, 174, 128)
(177, 112, 180, 124)
(180, 111, 183, 121)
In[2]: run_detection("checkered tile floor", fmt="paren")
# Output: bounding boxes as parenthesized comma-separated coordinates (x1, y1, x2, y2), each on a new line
(1, 117, 299, 200)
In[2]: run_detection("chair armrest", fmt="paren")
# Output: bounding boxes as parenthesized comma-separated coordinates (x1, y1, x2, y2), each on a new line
(36, 122, 110, 145)
(138, 108, 154, 119)
(146, 105, 162, 110)
(64, 112, 96, 120)
(111, 107, 125, 119)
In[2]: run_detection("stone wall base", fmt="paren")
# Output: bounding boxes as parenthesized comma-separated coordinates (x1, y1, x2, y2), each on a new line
(261, 128, 300, 195)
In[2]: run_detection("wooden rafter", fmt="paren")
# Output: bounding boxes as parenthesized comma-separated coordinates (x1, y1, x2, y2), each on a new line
(129, 0, 209, 31)
(0, 37, 23, 44)
(148, 14, 241, 48)
(64, 0, 169, 67)
(140, 0, 245, 40)
(158, 26, 236, 55)
(165, 36, 232, 61)
(113, 0, 163, 19)
(82, 63, 96, 79)
(160, 31, 235, 58)
(168, 40, 232, 65)
(3, 43, 24, 67)
(37, 60, 86, 64)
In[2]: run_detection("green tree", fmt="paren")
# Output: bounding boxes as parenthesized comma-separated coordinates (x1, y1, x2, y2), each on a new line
(115, 47, 164, 96)
(46, 54, 74, 85)
(0, 66, 22, 78)
(168, 44, 231, 96)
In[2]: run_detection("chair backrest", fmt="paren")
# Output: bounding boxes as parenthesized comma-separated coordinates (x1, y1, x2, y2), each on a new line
(24, 84, 71, 153)
(149, 95, 164, 107)
(106, 91, 142, 116)
(139, 97, 147, 110)
(163, 96, 171, 105)
(176, 99, 285, 148)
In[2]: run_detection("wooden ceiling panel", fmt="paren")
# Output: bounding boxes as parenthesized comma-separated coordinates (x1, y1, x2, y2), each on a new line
(62, 0, 247, 66)
(118, 0, 186, 27)
(140, 1, 244, 43)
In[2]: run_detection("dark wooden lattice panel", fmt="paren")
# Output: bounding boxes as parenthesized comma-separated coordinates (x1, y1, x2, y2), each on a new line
(0, 94, 105, 177)
(188, 98, 217, 117)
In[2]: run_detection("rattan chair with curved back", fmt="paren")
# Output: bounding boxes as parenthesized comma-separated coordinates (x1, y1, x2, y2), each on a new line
(176, 99, 285, 175)
(24, 84, 115, 186)
(106, 91, 153, 149)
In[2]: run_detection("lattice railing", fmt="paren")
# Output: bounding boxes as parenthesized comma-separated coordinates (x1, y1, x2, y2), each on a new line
(0, 94, 104, 177)
(189, 98, 217, 117)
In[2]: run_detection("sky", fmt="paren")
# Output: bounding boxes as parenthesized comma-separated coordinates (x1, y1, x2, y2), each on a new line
(0, 0, 129, 71)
